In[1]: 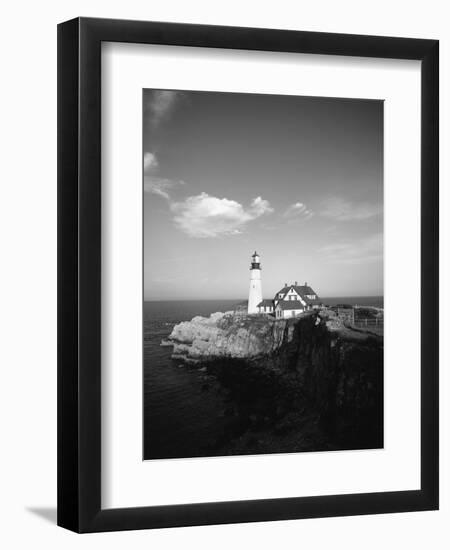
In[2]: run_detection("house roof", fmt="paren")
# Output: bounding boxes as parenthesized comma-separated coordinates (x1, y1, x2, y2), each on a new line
(275, 284, 320, 300)
(293, 285, 316, 296)
(275, 286, 291, 296)
(257, 299, 274, 307)
(276, 301, 305, 310)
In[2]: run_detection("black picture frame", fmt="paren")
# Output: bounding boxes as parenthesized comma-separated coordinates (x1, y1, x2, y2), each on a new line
(57, 17, 439, 533)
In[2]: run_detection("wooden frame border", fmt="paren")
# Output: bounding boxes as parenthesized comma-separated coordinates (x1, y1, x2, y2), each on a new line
(57, 17, 439, 532)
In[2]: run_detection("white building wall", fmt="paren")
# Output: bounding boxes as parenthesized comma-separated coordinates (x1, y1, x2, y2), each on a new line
(248, 268, 262, 314)
(286, 309, 303, 318)
(275, 307, 304, 319)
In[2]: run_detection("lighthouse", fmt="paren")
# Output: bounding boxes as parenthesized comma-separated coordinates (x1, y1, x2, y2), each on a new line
(248, 251, 263, 314)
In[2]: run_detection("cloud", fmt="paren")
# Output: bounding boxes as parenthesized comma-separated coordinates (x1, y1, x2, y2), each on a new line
(143, 151, 185, 200)
(284, 202, 314, 221)
(170, 193, 273, 238)
(319, 197, 382, 221)
(145, 90, 182, 128)
(320, 233, 382, 265)
(142, 149, 272, 237)
(250, 196, 274, 217)
(144, 176, 185, 200)
(143, 152, 158, 172)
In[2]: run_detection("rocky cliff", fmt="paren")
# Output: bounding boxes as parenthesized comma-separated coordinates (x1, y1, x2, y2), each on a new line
(167, 311, 297, 362)
(166, 310, 383, 454)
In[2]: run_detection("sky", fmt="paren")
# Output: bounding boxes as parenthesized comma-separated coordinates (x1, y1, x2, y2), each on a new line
(143, 89, 383, 301)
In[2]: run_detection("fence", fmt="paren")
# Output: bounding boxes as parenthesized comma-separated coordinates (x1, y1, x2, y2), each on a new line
(336, 308, 355, 324)
(353, 318, 384, 328)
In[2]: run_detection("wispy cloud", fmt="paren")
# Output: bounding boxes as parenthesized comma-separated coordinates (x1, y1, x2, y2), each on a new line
(170, 193, 273, 238)
(320, 233, 382, 265)
(145, 90, 183, 129)
(144, 176, 185, 200)
(319, 197, 382, 221)
(143, 151, 185, 200)
(283, 202, 314, 221)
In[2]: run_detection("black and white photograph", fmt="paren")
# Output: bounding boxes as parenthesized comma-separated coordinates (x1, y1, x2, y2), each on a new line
(0, 0, 444, 541)
(143, 89, 384, 460)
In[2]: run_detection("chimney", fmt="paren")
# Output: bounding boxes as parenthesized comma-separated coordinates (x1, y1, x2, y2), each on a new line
(294, 281, 298, 286)
(284, 282, 287, 287)
(304, 281, 307, 286)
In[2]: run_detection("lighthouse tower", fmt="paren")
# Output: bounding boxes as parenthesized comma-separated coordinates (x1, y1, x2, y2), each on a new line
(248, 251, 263, 314)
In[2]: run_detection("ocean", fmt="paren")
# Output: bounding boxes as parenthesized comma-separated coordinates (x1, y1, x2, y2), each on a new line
(143, 296, 383, 460)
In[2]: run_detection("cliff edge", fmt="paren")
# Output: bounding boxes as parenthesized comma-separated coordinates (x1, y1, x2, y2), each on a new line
(167, 309, 379, 363)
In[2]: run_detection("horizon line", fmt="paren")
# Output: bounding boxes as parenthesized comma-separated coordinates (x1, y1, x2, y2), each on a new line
(144, 294, 384, 303)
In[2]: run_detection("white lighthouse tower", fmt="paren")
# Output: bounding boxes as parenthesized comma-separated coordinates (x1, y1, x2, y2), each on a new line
(248, 251, 263, 314)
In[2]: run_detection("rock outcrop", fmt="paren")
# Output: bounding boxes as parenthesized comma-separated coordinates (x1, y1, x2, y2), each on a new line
(167, 311, 298, 362)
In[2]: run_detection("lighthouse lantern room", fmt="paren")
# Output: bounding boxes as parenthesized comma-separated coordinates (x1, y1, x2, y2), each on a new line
(248, 251, 263, 314)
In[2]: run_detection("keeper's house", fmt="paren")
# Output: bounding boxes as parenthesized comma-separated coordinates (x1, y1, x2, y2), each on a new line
(257, 282, 323, 319)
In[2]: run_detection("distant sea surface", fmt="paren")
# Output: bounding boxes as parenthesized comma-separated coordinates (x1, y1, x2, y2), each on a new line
(322, 296, 383, 308)
(143, 296, 383, 459)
